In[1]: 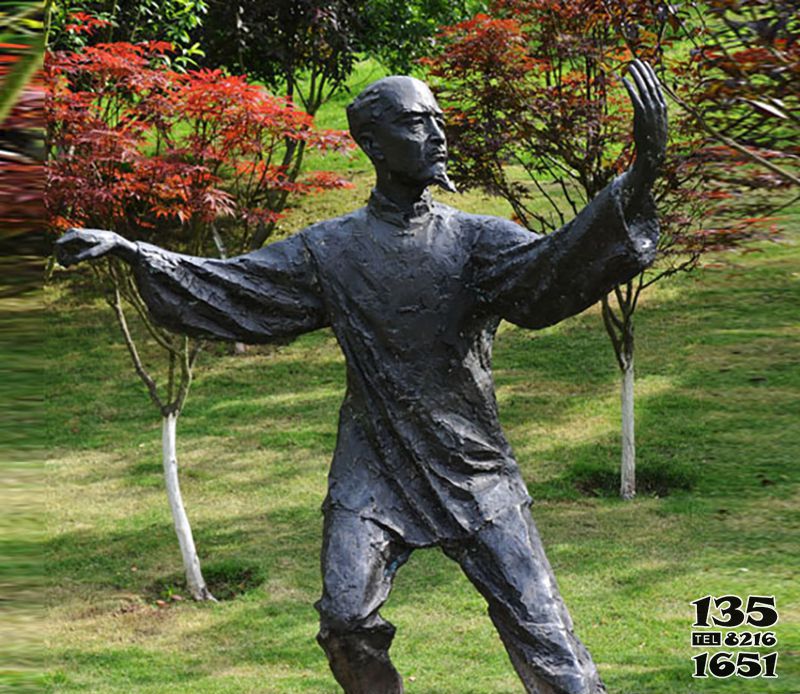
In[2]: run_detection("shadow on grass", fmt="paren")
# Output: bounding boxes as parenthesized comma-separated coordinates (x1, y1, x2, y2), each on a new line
(46, 499, 490, 612)
(145, 559, 267, 601)
(46, 505, 319, 596)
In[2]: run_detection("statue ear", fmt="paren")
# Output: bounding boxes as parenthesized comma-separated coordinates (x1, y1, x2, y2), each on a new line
(359, 132, 385, 163)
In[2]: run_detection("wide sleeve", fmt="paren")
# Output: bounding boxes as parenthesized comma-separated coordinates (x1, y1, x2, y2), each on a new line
(470, 176, 659, 329)
(132, 232, 329, 343)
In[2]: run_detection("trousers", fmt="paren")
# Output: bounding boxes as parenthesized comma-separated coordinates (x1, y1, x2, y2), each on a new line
(314, 504, 605, 694)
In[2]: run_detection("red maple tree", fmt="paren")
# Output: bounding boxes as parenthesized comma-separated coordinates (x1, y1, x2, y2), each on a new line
(46, 33, 353, 253)
(423, 0, 781, 499)
(44, 15, 355, 600)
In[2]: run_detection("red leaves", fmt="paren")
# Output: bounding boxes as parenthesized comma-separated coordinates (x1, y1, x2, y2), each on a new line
(423, 0, 641, 232)
(683, 0, 799, 164)
(423, 14, 538, 81)
(64, 12, 112, 35)
(424, 0, 789, 259)
(299, 171, 355, 193)
(307, 128, 357, 153)
(45, 23, 354, 248)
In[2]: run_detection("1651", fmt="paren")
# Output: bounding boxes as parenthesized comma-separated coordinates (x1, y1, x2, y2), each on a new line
(693, 651, 778, 679)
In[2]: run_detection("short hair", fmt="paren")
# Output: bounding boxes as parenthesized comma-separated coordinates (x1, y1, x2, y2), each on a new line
(346, 76, 436, 147)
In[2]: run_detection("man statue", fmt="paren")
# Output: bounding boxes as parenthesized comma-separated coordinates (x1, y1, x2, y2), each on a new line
(56, 60, 667, 694)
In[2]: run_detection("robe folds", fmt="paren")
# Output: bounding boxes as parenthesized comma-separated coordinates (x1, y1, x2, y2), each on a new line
(134, 178, 658, 546)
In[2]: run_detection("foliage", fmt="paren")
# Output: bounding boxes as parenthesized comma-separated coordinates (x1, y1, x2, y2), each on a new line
(44, 15, 354, 600)
(48, 0, 208, 68)
(195, 0, 481, 116)
(422, 1, 788, 344)
(357, 0, 487, 74)
(45, 27, 353, 258)
(197, 0, 364, 116)
(0, 1, 45, 122)
(45, 16, 353, 413)
(424, 0, 792, 247)
(667, 0, 799, 186)
(1, 1, 46, 284)
(0, 86, 45, 246)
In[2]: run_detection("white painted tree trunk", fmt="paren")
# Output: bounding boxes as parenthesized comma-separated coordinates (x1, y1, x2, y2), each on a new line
(620, 355, 636, 500)
(162, 412, 216, 601)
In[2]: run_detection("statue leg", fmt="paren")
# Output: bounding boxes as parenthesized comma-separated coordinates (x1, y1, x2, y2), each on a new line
(442, 503, 605, 694)
(315, 508, 411, 694)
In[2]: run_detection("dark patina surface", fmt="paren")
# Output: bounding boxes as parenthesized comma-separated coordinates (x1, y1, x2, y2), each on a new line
(56, 62, 667, 694)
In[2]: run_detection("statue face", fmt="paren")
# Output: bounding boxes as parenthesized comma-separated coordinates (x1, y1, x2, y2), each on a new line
(364, 79, 448, 188)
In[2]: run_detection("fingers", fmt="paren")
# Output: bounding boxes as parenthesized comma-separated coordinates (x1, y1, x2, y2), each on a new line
(628, 60, 667, 114)
(56, 228, 83, 247)
(622, 76, 644, 116)
(624, 60, 668, 188)
(626, 60, 668, 157)
(644, 61, 667, 109)
(628, 61, 653, 115)
(54, 229, 115, 266)
(54, 244, 76, 267)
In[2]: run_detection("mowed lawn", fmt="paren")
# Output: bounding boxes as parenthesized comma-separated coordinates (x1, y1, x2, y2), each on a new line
(40, 183, 800, 694)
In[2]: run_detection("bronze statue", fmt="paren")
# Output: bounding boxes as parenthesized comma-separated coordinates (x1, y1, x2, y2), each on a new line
(56, 60, 667, 694)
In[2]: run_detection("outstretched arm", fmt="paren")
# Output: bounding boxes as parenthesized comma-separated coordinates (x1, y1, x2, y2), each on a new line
(55, 229, 329, 343)
(470, 60, 667, 329)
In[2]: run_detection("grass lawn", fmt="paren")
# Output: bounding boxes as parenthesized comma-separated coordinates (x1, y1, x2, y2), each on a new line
(33, 173, 800, 694)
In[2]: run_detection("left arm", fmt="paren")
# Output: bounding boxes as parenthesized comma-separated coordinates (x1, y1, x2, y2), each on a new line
(55, 228, 330, 343)
(470, 61, 667, 329)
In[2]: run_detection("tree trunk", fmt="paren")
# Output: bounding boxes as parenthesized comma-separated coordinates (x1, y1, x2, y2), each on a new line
(161, 412, 216, 601)
(619, 353, 636, 500)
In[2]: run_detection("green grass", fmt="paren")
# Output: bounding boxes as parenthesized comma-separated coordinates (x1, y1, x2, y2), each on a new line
(1, 289, 45, 693)
(34, 183, 800, 693)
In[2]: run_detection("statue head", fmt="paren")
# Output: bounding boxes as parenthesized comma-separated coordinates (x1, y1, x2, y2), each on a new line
(347, 76, 455, 193)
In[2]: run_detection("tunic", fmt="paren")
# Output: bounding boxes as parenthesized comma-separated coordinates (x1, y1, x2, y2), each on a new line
(133, 178, 658, 546)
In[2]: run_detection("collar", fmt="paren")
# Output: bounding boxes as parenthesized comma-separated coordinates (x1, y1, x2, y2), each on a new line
(367, 187, 433, 230)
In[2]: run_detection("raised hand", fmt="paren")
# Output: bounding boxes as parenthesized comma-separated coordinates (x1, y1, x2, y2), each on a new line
(55, 228, 139, 267)
(622, 60, 668, 194)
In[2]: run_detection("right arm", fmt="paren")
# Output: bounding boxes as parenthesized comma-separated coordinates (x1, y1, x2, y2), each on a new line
(55, 228, 330, 343)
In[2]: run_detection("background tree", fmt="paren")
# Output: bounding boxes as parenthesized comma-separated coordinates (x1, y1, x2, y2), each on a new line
(46, 21, 351, 599)
(663, 0, 799, 188)
(47, 0, 208, 67)
(189, 0, 481, 247)
(197, 0, 482, 112)
(423, 1, 778, 499)
(195, 0, 362, 248)
(357, 0, 487, 74)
